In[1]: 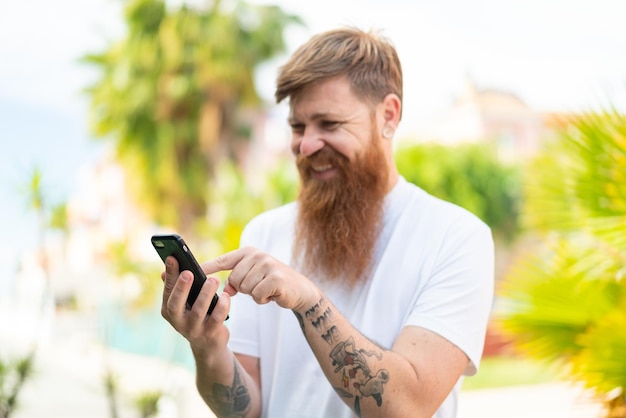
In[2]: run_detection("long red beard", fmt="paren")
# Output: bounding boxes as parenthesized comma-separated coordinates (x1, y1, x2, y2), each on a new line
(293, 134, 389, 287)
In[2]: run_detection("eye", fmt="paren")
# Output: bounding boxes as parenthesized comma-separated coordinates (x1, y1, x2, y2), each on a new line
(321, 120, 341, 131)
(290, 123, 305, 135)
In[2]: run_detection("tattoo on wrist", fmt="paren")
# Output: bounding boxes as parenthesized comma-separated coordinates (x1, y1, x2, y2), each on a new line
(294, 297, 342, 345)
(211, 359, 251, 418)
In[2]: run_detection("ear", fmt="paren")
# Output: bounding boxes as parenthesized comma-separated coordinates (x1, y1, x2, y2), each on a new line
(380, 93, 401, 130)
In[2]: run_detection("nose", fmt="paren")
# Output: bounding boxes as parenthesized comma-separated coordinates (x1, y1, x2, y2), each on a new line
(298, 132, 325, 157)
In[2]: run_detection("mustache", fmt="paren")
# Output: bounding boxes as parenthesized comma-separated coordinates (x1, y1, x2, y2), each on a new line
(296, 147, 349, 173)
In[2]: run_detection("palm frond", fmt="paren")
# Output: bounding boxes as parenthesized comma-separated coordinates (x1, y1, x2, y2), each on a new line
(500, 105, 626, 413)
(500, 236, 623, 362)
(573, 308, 626, 393)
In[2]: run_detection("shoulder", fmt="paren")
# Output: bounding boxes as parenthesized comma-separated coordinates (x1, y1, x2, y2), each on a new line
(244, 202, 297, 231)
(393, 178, 490, 235)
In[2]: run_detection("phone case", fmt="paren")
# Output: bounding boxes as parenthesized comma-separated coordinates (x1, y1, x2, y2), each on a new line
(151, 234, 220, 316)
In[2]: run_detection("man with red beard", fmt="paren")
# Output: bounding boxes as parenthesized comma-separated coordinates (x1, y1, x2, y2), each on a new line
(160, 27, 494, 418)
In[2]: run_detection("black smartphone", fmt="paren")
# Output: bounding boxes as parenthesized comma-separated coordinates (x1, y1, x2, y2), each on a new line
(151, 234, 223, 317)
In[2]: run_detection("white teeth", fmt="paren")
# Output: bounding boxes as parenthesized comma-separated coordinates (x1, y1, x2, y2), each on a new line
(312, 165, 332, 172)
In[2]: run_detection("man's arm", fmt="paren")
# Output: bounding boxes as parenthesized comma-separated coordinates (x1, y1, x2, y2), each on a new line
(294, 295, 468, 418)
(201, 247, 469, 418)
(192, 350, 261, 418)
(160, 256, 262, 418)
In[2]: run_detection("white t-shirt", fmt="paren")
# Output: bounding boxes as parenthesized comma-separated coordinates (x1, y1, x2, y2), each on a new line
(227, 177, 494, 418)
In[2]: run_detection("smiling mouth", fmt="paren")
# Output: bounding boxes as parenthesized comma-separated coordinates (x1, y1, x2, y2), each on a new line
(312, 164, 333, 173)
(298, 149, 345, 180)
(308, 164, 339, 181)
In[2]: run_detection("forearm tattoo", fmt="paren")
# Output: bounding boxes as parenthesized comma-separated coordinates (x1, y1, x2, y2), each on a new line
(294, 298, 390, 416)
(210, 359, 251, 418)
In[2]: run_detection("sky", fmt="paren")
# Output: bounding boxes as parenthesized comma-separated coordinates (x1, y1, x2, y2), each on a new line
(1, 0, 626, 284)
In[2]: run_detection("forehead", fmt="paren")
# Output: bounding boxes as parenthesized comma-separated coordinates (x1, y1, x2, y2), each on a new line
(289, 76, 371, 121)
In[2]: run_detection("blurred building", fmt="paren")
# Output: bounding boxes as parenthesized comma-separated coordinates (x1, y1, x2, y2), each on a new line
(408, 77, 564, 162)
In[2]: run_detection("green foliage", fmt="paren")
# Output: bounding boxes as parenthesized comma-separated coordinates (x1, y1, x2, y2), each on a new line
(106, 240, 163, 309)
(18, 167, 69, 235)
(499, 109, 626, 411)
(0, 353, 36, 418)
(134, 390, 161, 418)
(501, 237, 623, 362)
(206, 158, 298, 253)
(395, 142, 521, 241)
(20, 166, 45, 213)
(103, 368, 120, 418)
(49, 203, 68, 232)
(83, 0, 301, 235)
(461, 356, 560, 390)
(18, 166, 69, 306)
(575, 309, 626, 394)
(522, 111, 626, 247)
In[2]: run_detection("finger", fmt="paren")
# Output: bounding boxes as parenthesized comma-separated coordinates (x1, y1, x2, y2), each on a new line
(228, 252, 261, 294)
(188, 276, 221, 321)
(163, 270, 193, 321)
(246, 266, 281, 305)
(234, 257, 270, 296)
(194, 277, 232, 323)
(223, 282, 238, 297)
(200, 247, 248, 275)
(161, 256, 180, 308)
(165, 256, 180, 278)
(210, 291, 231, 323)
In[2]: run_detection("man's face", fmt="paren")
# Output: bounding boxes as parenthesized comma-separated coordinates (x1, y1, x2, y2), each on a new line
(288, 76, 377, 170)
(290, 77, 390, 286)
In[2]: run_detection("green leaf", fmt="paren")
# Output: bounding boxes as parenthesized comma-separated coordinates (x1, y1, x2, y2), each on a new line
(500, 106, 626, 406)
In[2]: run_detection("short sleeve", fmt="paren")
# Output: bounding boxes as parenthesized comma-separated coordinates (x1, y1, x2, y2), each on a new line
(406, 221, 494, 375)
(226, 222, 262, 357)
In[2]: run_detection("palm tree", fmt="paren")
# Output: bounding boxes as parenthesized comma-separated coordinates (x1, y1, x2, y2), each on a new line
(84, 0, 300, 236)
(20, 167, 52, 306)
(499, 108, 626, 416)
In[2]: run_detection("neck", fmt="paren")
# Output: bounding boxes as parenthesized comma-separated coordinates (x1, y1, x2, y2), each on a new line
(384, 162, 400, 193)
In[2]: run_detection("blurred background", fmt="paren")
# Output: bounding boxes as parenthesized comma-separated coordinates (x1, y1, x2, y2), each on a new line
(1, 0, 625, 417)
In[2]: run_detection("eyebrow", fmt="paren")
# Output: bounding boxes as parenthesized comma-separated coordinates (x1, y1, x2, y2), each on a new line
(288, 112, 335, 125)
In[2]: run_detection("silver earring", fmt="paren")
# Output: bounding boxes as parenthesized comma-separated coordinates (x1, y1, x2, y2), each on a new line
(382, 126, 394, 139)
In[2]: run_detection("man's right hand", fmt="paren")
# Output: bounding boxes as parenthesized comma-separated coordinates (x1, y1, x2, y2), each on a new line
(160, 256, 233, 356)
